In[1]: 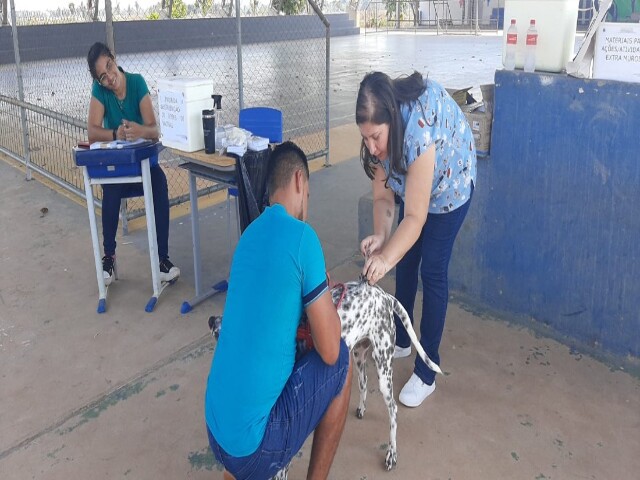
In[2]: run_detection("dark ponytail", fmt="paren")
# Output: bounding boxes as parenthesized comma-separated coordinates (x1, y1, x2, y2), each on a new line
(392, 71, 426, 103)
(356, 71, 426, 182)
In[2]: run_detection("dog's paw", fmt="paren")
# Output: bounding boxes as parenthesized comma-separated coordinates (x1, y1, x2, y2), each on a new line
(385, 448, 397, 470)
(356, 407, 365, 419)
(270, 464, 290, 480)
(208, 316, 222, 340)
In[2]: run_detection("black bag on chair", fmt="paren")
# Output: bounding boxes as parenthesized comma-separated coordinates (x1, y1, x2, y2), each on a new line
(233, 147, 271, 233)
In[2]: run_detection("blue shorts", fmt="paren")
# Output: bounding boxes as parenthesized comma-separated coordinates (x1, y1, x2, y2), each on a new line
(207, 339, 350, 480)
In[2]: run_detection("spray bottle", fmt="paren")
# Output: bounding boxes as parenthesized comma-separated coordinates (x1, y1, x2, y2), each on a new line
(211, 94, 226, 153)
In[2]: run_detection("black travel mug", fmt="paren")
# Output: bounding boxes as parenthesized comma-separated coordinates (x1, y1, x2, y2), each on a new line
(202, 109, 216, 154)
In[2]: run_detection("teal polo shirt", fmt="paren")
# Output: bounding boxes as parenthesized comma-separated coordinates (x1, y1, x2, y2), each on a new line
(205, 204, 328, 457)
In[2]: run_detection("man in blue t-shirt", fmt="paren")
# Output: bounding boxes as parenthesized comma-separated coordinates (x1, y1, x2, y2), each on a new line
(204, 142, 352, 480)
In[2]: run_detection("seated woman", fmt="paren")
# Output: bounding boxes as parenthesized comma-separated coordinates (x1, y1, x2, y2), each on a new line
(86, 41, 179, 285)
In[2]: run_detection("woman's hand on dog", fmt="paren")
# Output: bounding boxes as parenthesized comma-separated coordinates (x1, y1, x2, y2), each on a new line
(360, 234, 384, 259)
(363, 253, 390, 285)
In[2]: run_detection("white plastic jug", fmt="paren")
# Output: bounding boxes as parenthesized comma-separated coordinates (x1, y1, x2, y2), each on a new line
(502, 0, 579, 73)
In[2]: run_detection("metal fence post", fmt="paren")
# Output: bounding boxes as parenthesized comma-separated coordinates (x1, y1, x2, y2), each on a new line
(375, 2, 378, 33)
(307, 0, 330, 167)
(236, 0, 244, 111)
(105, 0, 115, 52)
(9, 0, 31, 181)
(475, 0, 479, 35)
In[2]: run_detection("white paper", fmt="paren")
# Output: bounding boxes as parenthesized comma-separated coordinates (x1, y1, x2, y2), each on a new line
(594, 23, 640, 83)
(89, 138, 150, 150)
(158, 89, 188, 142)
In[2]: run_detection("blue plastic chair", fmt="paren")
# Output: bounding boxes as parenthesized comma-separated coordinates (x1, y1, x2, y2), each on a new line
(239, 107, 283, 143)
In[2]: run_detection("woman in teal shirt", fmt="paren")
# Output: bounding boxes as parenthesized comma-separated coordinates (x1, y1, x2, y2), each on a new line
(86, 42, 179, 286)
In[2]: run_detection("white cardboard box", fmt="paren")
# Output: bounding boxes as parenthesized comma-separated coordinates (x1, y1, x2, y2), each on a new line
(157, 77, 214, 152)
(593, 22, 640, 83)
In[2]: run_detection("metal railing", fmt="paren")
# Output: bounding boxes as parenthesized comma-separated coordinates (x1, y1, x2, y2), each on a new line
(0, 0, 331, 220)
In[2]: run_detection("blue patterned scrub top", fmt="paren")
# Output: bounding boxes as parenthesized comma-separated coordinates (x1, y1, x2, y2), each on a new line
(381, 79, 477, 214)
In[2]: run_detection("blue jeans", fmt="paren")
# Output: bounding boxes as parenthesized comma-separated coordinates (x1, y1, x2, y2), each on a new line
(395, 185, 473, 386)
(207, 340, 350, 480)
(101, 164, 170, 259)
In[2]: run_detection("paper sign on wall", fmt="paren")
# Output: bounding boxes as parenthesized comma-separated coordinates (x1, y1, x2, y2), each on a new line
(158, 90, 187, 142)
(593, 22, 640, 83)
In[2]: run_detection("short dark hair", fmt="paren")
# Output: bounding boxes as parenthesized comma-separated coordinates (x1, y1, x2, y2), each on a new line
(356, 71, 426, 181)
(267, 141, 309, 196)
(87, 42, 114, 81)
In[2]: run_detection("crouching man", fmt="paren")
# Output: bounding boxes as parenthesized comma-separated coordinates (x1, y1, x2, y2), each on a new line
(204, 141, 352, 480)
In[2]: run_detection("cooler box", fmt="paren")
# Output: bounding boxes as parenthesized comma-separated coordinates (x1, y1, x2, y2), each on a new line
(157, 77, 214, 152)
(74, 142, 163, 178)
(502, 0, 579, 73)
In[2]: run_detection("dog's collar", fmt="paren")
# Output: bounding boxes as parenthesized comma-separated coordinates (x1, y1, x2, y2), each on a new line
(334, 283, 347, 309)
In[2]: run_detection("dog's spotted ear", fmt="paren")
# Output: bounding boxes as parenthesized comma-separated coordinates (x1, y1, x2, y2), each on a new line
(208, 316, 222, 340)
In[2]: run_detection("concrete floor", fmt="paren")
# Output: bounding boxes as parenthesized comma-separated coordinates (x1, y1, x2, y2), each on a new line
(2, 32, 639, 480)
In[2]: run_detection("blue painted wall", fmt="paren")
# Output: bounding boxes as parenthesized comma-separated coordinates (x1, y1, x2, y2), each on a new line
(450, 70, 640, 359)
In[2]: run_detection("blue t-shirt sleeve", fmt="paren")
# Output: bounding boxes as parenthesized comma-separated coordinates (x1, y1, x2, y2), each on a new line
(299, 225, 328, 307)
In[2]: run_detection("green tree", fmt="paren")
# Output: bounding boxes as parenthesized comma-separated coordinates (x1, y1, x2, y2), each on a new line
(221, 0, 234, 16)
(385, 0, 408, 22)
(195, 0, 213, 15)
(87, 0, 99, 21)
(271, 0, 306, 15)
(170, 0, 187, 18)
(2, 0, 8, 26)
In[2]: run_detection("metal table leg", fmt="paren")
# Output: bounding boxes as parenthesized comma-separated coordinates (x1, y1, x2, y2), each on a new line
(180, 168, 228, 314)
(83, 166, 108, 313)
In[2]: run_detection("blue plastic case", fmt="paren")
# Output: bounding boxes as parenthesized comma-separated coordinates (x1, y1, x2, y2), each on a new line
(74, 142, 163, 178)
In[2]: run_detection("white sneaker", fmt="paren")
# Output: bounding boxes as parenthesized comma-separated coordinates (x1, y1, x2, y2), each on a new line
(399, 373, 436, 407)
(102, 255, 115, 286)
(159, 258, 180, 283)
(393, 345, 411, 359)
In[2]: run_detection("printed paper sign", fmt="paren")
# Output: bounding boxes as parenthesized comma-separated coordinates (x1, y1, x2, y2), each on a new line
(158, 89, 187, 142)
(594, 23, 640, 83)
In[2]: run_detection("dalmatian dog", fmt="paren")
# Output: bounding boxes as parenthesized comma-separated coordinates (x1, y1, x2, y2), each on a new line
(209, 278, 441, 477)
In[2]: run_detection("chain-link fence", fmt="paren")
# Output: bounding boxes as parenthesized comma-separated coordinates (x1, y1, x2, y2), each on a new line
(359, 0, 600, 34)
(0, 0, 330, 221)
(360, 0, 495, 34)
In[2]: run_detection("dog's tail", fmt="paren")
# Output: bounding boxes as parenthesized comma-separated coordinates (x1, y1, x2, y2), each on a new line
(391, 296, 442, 375)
